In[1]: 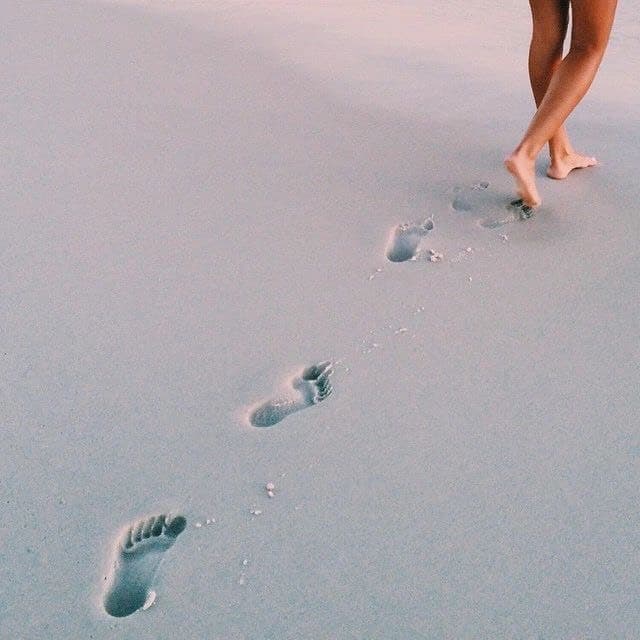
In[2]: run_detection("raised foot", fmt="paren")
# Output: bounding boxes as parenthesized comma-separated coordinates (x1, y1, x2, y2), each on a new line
(504, 154, 541, 208)
(547, 152, 597, 180)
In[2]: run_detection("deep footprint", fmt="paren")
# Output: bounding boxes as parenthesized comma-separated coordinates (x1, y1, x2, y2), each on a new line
(249, 361, 334, 427)
(103, 513, 187, 618)
(386, 219, 434, 262)
(451, 181, 490, 212)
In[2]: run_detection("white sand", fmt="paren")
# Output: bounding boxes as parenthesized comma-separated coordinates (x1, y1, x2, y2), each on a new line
(2, 1, 639, 637)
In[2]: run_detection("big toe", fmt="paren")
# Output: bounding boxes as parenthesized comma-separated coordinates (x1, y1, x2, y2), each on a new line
(166, 515, 187, 537)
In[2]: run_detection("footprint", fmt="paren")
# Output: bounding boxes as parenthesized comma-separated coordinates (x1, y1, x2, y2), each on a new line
(508, 198, 535, 219)
(386, 219, 434, 262)
(103, 513, 187, 618)
(451, 181, 490, 212)
(480, 199, 534, 228)
(249, 361, 334, 427)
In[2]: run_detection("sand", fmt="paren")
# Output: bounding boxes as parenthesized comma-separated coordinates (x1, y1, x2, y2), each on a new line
(2, 1, 639, 638)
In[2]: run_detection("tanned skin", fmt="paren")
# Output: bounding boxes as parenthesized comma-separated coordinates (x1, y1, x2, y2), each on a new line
(505, 0, 618, 207)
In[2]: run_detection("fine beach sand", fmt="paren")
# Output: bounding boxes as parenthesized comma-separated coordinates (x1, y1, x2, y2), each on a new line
(2, 1, 640, 638)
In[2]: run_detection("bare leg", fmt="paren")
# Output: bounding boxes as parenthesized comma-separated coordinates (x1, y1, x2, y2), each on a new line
(527, 0, 597, 179)
(505, 0, 618, 206)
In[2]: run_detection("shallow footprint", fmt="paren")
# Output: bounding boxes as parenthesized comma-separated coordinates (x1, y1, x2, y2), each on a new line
(249, 361, 334, 427)
(103, 513, 187, 618)
(509, 199, 535, 219)
(480, 199, 534, 228)
(386, 219, 434, 262)
(451, 181, 490, 212)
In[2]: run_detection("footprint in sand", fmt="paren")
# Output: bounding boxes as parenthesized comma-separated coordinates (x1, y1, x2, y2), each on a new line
(480, 198, 534, 228)
(103, 513, 187, 618)
(249, 361, 334, 427)
(508, 198, 535, 219)
(386, 219, 434, 262)
(453, 182, 534, 227)
(451, 181, 490, 212)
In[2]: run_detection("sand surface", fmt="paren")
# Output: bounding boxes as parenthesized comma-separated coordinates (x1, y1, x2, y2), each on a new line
(2, 1, 639, 638)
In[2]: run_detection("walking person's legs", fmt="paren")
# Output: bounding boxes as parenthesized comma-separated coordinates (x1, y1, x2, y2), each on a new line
(505, 0, 618, 206)
(527, 0, 597, 179)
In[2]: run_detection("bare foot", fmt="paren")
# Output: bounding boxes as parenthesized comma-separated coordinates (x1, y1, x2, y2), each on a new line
(504, 152, 541, 207)
(547, 152, 597, 180)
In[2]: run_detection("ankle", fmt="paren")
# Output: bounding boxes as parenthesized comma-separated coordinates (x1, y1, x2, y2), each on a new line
(510, 143, 538, 164)
(550, 146, 573, 162)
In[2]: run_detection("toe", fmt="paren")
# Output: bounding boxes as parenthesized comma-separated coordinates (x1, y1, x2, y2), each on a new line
(166, 515, 187, 537)
(316, 383, 333, 402)
(132, 520, 144, 543)
(316, 366, 334, 387)
(301, 364, 321, 381)
(142, 516, 155, 538)
(122, 527, 135, 549)
(151, 515, 165, 537)
(315, 371, 334, 400)
(302, 361, 332, 381)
